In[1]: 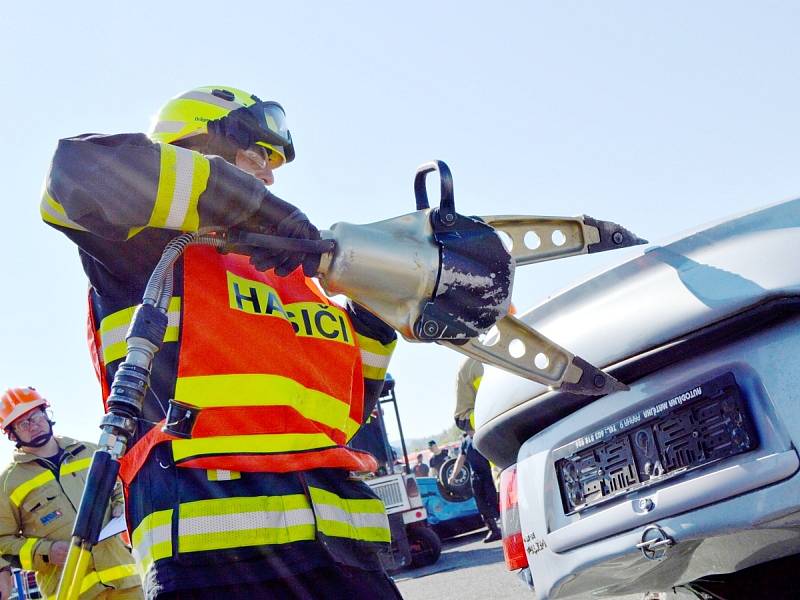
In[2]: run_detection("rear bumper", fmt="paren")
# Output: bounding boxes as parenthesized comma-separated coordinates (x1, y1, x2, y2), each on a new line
(514, 317, 800, 598)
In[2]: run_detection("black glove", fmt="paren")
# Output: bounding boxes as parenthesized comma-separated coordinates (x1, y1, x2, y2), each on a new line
(241, 192, 321, 276)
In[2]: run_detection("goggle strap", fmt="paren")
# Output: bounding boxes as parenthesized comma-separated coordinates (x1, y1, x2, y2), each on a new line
(208, 107, 291, 152)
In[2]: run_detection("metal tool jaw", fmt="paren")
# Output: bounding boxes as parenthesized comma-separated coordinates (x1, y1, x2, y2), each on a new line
(443, 316, 627, 396)
(317, 160, 645, 395)
(481, 214, 647, 266)
(448, 211, 647, 394)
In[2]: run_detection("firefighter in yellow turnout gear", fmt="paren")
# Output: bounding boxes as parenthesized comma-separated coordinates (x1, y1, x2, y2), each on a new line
(0, 388, 142, 599)
(454, 357, 484, 433)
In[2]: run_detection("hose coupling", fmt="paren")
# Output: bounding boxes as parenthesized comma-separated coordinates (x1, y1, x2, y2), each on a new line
(106, 363, 150, 420)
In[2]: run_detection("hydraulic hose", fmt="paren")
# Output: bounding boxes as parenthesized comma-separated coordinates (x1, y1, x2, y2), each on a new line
(224, 230, 335, 255)
(56, 229, 225, 600)
(143, 232, 196, 306)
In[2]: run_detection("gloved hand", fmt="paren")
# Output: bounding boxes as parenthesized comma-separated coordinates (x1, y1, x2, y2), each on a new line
(241, 191, 322, 277)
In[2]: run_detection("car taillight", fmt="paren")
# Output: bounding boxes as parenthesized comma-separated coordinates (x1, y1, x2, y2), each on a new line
(500, 464, 527, 570)
(406, 476, 420, 497)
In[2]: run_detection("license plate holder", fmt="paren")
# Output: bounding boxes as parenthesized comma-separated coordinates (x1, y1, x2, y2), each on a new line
(555, 372, 758, 515)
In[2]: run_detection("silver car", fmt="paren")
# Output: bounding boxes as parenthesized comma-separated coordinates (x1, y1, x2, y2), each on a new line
(475, 198, 800, 599)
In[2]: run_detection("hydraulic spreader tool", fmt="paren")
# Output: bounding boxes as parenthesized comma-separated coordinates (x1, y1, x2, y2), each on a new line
(56, 160, 645, 598)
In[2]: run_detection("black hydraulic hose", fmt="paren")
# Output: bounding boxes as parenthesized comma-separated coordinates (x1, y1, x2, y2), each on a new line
(71, 452, 120, 544)
(225, 230, 335, 254)
(59, 228, 245, 599)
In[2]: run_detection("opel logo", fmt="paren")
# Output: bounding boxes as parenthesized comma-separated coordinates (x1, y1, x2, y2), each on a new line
(635, 525, 674, 560)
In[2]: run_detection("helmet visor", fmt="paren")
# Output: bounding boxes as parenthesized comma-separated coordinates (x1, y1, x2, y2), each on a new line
(248, 101, 292, 168)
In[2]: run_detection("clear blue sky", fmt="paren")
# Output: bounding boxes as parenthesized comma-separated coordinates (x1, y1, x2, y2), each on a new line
(2, 2, 800, 458)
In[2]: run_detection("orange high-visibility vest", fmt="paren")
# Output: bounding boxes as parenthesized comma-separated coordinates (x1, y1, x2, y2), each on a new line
(107, 246, 377, 482)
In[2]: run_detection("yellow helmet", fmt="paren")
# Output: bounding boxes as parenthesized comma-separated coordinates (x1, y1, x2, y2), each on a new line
(148, 85, 295, 168)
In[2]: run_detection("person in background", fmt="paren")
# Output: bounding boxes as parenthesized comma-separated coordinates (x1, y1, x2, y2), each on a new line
(454, 358, 483, 433)
(453, 305, 515, 432)
(427, 440, 447, 478)
(0, 560, 12, 600)
(448, 424, 502, 543)
(0, 387, 142, 599)
(413, 454, 430, 478)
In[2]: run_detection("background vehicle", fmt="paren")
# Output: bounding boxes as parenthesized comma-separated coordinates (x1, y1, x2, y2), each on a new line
(350, 375, 442, 569)
(436, 455, 472, 503)
(475, 199, 800, 599)
(10, 569, 41, 600)
(416, 475, 484, 539)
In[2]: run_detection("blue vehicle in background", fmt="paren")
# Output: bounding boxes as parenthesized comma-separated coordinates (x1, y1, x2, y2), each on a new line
(416, 472, 484, 539)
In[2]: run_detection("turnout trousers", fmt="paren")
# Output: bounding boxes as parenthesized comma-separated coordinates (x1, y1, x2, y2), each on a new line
(128, 447, 393, 597)
(157, 564, 403, 599)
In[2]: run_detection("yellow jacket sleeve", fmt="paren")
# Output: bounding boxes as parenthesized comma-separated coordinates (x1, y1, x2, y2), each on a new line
(0, 493, 52, 572)
(455, 358, 484, 425)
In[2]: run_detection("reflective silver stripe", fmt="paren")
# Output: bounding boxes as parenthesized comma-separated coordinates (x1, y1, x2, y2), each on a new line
(131, 508, 173, 578)
(360, 347, 392, 370)
(151, 120, 186, 134)
(179, 508, 316, 537)
(165, 146, 196, 228)
(179, 90, 241, 111)
(313, 502, 390, 531)
(131, 522, 171, 568)
(100, 323, 129, 350)
(100, 310, 180, 351)
(40, 193, 88, 232)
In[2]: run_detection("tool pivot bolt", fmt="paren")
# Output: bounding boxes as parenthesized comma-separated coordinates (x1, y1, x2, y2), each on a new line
(423, 320, 439, 337)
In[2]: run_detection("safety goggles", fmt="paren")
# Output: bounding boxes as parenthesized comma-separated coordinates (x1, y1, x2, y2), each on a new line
(12, 408, 48, 433)
(221, 100, 295, 168)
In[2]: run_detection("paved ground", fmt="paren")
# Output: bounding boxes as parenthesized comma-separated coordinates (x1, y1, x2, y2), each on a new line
(394, 530, 533, 600)
(392, 532, 702, 600)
